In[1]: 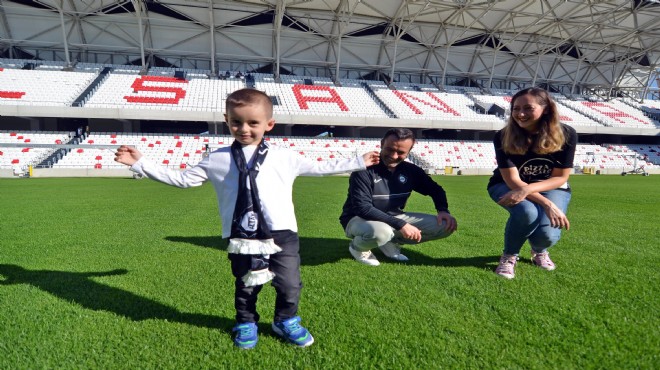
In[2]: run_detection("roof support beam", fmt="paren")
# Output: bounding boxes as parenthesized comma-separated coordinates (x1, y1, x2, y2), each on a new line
(56, 0, 71, 66)
(131, 0, 146, 69)
(209, 0, 216, 76)
(274, 0, 285, 79)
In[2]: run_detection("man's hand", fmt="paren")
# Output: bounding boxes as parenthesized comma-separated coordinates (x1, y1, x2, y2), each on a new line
(437, 211, 457, 233)
(362, 151, 380, 166)
(114, 145, 142, 166)
(399, 223, 422, 242)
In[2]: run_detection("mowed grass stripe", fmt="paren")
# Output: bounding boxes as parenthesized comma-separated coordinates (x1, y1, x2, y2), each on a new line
(0, 175, 658, 369)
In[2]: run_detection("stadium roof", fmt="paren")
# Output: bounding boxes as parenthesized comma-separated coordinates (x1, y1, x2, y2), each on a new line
(1, 0, 659, 98)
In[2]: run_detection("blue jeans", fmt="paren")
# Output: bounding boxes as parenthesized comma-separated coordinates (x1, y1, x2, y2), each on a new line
(488, 182, 571, 255)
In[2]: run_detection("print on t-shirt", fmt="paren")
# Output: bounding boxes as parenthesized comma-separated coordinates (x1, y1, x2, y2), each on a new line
(519, 158, 554, 183)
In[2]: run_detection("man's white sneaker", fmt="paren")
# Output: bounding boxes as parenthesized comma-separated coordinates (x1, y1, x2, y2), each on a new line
(379, 242, 409, 261)
(349, 244, 380, 266)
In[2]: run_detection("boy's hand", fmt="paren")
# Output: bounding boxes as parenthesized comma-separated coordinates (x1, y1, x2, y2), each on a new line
(114, 145, 142, 166)
(362, 151, 380, 166)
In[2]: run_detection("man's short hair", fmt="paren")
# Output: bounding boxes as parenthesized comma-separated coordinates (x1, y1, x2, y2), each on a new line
(226, 88, 273, 116)
(382, 128, 415, 145)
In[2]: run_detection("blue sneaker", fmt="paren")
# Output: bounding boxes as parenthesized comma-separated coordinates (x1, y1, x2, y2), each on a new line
(272, 316, 314, 347)
(232, 322, 258, 349)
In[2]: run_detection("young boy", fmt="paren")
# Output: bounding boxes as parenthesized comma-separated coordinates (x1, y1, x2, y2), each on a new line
(114, 88, 379, 349)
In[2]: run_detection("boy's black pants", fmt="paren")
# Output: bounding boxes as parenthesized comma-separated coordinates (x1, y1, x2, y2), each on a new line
(228, 230, 302, 323)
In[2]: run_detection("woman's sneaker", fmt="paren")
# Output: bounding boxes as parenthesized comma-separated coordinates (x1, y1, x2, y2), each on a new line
(495, 254, 517, 279)
(272, 316, 314, 347)
(531, 251, 556, 271)
(232, 322, 258, 349)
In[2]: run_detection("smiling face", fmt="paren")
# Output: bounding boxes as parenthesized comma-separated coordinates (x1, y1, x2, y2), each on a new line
(511, 93, 547, 133)
(380, 135, 414, 171)
(224, 103, 275, 146)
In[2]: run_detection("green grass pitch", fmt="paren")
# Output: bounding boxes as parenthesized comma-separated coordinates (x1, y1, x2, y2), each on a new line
(0, 175, 658, 369)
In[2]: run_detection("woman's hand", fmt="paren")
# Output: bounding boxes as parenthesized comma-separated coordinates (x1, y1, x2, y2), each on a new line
(542, 202, 570, 230)
(497, 187, 529, 207)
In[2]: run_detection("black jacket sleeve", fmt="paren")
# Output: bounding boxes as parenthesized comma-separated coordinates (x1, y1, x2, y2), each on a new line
(411, 166, 450, 213)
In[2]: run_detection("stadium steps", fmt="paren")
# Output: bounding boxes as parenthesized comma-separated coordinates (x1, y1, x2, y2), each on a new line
(73, 67, 113, 107)
(361, 82, 397, 118)
(36, 136, 84, 168)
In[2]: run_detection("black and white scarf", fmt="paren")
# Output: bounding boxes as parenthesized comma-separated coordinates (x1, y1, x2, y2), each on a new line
(227, 139, 281, 286)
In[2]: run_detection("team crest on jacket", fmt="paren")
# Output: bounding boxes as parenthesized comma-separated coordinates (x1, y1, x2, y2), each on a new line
(398, 174, 407, 184)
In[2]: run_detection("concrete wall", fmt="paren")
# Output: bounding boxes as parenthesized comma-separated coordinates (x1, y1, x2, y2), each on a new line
(1, 166, 654, 179)
(30, 168, 134, 178)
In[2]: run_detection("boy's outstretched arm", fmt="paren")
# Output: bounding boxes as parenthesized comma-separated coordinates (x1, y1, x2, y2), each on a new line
(362, 151, 380, 166)
(114, 145, 142, 166)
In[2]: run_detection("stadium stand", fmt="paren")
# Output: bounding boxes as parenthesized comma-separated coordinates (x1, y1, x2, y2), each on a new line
(0, 58, 658, 177)
(557, 97, 660, 129)
(2, 130, 656, 178)
(83, 73, 244, 111)
(255, 75, 389, 118)
(373, 87, 503, 123)
(0, 131, 73, 174)
(0, 68, 97, 106)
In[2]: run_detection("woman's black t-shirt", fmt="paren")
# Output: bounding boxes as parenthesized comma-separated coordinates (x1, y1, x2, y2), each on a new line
(487, 124, 577, 189)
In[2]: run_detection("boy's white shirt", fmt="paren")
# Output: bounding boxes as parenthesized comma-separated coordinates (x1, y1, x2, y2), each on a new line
(130, 144, 366, 237)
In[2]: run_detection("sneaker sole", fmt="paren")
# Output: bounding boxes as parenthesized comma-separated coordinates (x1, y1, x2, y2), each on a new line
(496, 271, 515, 279)
(271, 324, 315, 348)
(349, 247, 380, 266)
(386, 254, 409, 262)
(531, 256, 556, 271)
(234, 341, 257, 350)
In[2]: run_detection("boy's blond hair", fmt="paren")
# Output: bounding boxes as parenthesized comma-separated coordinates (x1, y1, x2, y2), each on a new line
(226, 88, 273, 117)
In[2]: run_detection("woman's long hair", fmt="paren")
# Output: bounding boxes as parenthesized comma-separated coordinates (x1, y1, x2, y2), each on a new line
(501, 88, 566, 155)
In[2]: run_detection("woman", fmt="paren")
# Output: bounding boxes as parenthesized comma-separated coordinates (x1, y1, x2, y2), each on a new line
(487, 88, 577, 279)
